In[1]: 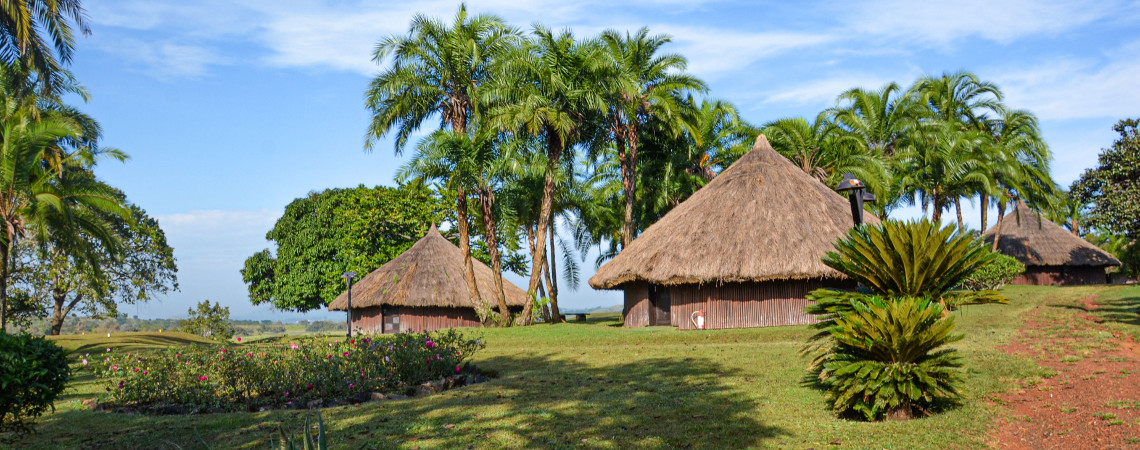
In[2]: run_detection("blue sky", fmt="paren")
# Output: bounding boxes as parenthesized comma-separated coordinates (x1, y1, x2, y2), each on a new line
(69, 0, 1140, 321)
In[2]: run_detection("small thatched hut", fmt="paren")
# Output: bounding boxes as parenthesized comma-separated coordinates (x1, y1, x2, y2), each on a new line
(984, 203, 1120, 285)
(328, 225, 529, 333)
(588, 135, 878, 330)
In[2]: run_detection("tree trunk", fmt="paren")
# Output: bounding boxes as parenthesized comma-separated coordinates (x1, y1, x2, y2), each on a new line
(456, 190, 487, 323)
(1071, 218, 1079, 236)
(50, 288, 83, 336)
(992, 200, 1007, 252)
(979, 193, 989, 231)
(954, 198, 964, 230)
(621, 122, 639, 249)
(478, 188, 511, 326)
(0, 239, 9, 333)
(547, 220, 560, 324)
(522, 129, 563, 325)
(931, 200, 942, 223)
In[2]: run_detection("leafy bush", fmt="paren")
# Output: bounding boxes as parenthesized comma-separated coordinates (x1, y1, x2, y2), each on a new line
(0, 333, 71, 433)
(823, 219, 995, 297)
(820, 296, 963, 421)
(958, 253, 1025, 290)
(180, 300, 234, 342)
(91, 330, 484, 412)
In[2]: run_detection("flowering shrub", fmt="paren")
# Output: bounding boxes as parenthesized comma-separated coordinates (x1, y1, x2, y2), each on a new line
(91, 330, 484, 412)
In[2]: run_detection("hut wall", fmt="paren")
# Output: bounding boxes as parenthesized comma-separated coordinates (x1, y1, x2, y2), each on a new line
(623, 282, 651, 328)
(1012, 266, 1108, 286)
(668, 279, 854, 330)
(350, 307, 384, 334)
(388, 306, 482, 333)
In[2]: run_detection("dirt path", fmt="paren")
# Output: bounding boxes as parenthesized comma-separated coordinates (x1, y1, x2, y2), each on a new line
(991, 297, 1140, 448)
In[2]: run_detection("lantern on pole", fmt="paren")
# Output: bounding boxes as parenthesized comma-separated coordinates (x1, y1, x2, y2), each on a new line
(836, 173, 875, 227)
(342, 271, 356, 339)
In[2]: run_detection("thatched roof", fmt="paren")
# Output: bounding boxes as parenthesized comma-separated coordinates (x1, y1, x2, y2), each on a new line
(589, 135, 879, 289)
(983, 203, 1121, 267)
(328, 225, 529, 310)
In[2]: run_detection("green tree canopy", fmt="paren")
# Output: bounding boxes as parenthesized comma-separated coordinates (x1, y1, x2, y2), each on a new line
(242, 183, 447, 312)
(1072, 118, 1140, 240)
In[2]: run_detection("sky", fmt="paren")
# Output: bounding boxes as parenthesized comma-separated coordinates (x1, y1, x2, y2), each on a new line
(67, 0, 1140, 321)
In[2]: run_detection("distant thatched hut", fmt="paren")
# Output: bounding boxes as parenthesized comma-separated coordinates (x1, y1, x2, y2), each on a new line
(328, 225, 528, 333)
(588, 136, 878, 330)
(984, 203, 1120, 285)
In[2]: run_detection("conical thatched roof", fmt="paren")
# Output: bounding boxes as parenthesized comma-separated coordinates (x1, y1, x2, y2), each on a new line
(328, 225, 529, 310)
(983, 203, 1121, 267)
(589, 135, 879, 289)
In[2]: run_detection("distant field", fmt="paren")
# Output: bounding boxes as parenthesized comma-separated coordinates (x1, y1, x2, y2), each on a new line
(7, 285, 1139, 448)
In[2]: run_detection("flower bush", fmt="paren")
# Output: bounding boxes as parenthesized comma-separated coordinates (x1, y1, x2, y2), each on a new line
(90, 330, 484, 412)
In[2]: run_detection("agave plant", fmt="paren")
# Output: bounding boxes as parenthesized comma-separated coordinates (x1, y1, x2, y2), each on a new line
(822, 296, 963, 421)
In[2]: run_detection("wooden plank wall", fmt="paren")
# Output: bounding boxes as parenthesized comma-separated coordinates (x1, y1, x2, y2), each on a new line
(390, 306, 481, 333)
(669, 279, 854, 330)
(623, 282, 650, 328)
(1012, 266, 1108, 286)
(350, 307, 383, 334)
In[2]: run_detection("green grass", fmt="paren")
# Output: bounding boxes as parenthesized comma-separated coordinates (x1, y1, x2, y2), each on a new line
(5, 285, 1138, 449)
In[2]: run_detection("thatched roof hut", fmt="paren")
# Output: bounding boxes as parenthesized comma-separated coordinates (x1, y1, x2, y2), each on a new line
(983, 203, 1120, 285)
(328, 225, 528, 333)
(589, 135, 878, 329)
(589, 135, 878, 290)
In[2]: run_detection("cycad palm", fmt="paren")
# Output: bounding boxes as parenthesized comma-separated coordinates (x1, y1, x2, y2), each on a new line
(365, 4, 516, 314)
(598, 27, 706, 247)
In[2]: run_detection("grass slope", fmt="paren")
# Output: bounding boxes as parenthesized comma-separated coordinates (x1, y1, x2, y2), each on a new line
(7, 285, 1138, 449)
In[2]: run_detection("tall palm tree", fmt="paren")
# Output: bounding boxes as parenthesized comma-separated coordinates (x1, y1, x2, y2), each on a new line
(0, 0, 90, 91)
(984, 109, 1054, 249)
(487, 26, 607, 324)
(895, 122, 993, 224)
(364, 4, 516, 315)
(762, 112, 886, 192)
(598, 27, 706, 248)
(911, 70, 1003, 130)
(678, 98, 754, 183)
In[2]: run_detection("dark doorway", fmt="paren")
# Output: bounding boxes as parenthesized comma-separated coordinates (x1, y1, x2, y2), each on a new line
(382, 307, 400, 334)
(649, 285, 672, 326)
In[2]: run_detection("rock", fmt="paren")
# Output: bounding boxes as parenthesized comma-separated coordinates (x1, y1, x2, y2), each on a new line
(81, 398, 98, 411)
(326, 400, 339, 408)
(385, 393, 408, 400)
(306, 399, 324, 409)
(370, 392, 387, 402)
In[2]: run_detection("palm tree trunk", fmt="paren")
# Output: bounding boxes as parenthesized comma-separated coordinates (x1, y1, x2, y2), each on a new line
(523, 129, 563, 325)
(547, 220, 560, 323)
(455, 190, 486, 322)
(992, 200, 1007, 252)
(478, 188, 511, 326)
(979, 194, 989, 231)
(0, 241, 7, 333)
(954, 198, 964, 230)
(1071, 218, 1079, 236)
(621, 123, 638, 249)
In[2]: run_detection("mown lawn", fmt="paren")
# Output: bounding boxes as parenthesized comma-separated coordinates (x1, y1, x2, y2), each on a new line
(7, 285, 1138, 449)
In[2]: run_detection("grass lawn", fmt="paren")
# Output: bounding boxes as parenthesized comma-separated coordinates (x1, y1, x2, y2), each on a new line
(6, 285, 1138, 449)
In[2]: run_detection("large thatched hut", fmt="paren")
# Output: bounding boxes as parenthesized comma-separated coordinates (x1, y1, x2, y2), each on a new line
(588, 135, 878, 330)
(983, 203, 1120, 285)
(328, 225, 528, 333)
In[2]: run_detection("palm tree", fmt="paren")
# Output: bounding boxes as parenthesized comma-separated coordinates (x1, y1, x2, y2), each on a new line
(486, 26, 607, 324)
(895, 122, 993, 224)
(984, 109, 1054, 249)
(364, 4, 516, 315)
(598, 27, 706, 248)
(911, 70, 1002, 130)
(678, 98, 754, 183)
(762, 112, 886, 192)
(0, 0, 90, 91)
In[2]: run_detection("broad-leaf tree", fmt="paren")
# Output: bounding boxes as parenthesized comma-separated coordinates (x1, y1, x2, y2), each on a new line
(1072, 118, 1140, 241)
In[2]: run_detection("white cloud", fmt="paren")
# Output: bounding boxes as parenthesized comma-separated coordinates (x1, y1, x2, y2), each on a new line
(993, 42, 1140, 120)
(845, 0, 1120, 45)
(91, 35, 227, 79)
(658, 26, 834, 78)
(759, 71, 910, 108)
(157, 209, 279, 268)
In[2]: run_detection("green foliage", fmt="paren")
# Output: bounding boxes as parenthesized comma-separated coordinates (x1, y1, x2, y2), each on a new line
(1089, 231, 1140, 279)
(273, 409, 327, 450)
(241, 184, 446, 312)
(822, 219, 996, 298)
(1072, 118, 1140, 241)
(821, 296, 964, 421)
(179, 300, 234, 342)
(91, 330, 485, 412)
(0, 332, 71, 433)
(958, 253, 1025, 291)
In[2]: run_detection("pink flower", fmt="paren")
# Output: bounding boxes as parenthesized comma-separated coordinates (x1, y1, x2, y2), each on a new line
(175, 354, 180, 358)
(307, 384, 313, 390)
(349, 383, 354, 388)
(236, 337, 242, 342)
(343, 352, 349, 357)
(82, 359, 88, 366)
(285, 392, 290, 397)
(328, 354, 334, 359)
(142, 371, 148, 375)
(199, 376, 208, 381)
(247, 353, 254, 357)
(112, 365, 119, 371)
(118, 381, 124, 389)
(106, 348, 112, 353)
(456, 366, 461, 373)
(134, 368, 139, 373)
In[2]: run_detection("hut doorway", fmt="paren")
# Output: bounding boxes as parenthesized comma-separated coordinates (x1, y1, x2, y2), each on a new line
(648, 284, 671, 326)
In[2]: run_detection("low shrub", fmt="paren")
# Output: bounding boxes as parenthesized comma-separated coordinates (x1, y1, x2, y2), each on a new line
(91, 329, 483, 412)
(958, 253, 1025, 290)
(0, 333, 71, 433)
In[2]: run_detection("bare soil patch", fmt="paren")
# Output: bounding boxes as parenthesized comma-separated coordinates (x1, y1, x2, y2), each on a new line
(991, 298, 1140, 448)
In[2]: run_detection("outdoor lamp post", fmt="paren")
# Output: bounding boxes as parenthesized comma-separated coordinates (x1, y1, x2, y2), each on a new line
(342, 271, 356, 339)
(836, 173, 875, 227)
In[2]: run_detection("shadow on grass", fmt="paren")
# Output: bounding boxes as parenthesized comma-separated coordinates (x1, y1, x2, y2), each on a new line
(1093, 292, 1140, 327)
(335, 353, 788, 448)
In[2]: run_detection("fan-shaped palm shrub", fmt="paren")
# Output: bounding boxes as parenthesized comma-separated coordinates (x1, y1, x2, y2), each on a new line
(821, 296, 963, 421)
